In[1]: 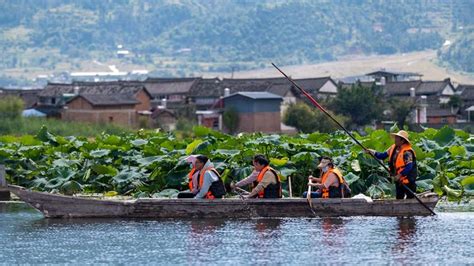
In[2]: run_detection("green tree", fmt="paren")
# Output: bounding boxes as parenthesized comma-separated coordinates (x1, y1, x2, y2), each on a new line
(389, 98, 415, 129)
(332, 83, 382, 128)
(283, 102, 347, 133)
(0, 96, 24, 119)
(448, 94, 462, 109)
(223, 107, 239, 134)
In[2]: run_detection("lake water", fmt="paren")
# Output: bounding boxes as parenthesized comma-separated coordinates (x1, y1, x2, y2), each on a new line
(1, 207, 473, 265)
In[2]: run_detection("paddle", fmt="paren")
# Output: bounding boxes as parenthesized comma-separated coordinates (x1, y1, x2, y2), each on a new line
(306, 183, 317, 216)
(272, 63, 436, 216)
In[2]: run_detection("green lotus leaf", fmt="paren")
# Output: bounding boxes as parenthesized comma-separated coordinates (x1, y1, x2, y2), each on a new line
(131, 139, 148, 146)
(344, 172, 360, 185)
(461, 176, 474, 187)
(193, 126, 212, 137)
(433, 126, 455, 146)
(91, 164, 118, 176)
(448, 145, 466, 158)
(90, 149, 110, 158)
(186, 139, 202, 155)
(270, 157, 288, 167)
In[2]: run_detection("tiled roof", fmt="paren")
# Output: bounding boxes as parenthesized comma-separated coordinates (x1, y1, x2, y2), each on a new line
(416, 81, 450, 95)
(189, 77, 337, 98)
(426, 107, 459, 117)
(383, 80, 422, 96)
(224, 91, 283, 100)
(339, 81, 376, 90)
(458, 84, 474, 100)
(383, 79, 452, 96)
(366, 70, 422, 77)
(39, 81, 148, 97)
(0, 89, 41, 108)
(144, 78, 199, 96)
(70, 94, 139, 106)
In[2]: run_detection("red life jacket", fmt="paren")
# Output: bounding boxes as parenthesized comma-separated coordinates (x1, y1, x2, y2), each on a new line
(255, 166, 281, 198)
(387, 144, 416, 185)
(188, 167, 197, 191)
(321, 167, 345, 198)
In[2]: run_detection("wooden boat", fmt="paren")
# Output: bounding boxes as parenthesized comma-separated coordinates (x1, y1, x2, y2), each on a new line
(5, 185, 439, 218)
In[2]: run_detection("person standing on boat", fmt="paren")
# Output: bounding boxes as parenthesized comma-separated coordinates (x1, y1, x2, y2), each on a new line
(231, 154, 282, 198)
(303, 156, 351, 198)
(194, 155, 226, 199)
(365, 130, 417, 199)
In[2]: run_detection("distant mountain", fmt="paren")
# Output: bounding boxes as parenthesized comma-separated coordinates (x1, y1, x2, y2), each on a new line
(0, 0, 473, 84)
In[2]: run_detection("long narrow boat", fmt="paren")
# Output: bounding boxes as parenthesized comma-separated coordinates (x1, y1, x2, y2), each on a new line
(5, 185, 439, 218)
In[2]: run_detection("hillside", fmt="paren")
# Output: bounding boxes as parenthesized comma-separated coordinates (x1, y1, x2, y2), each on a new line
(209, 50, 474, 84)
(0, 0, 473, 85)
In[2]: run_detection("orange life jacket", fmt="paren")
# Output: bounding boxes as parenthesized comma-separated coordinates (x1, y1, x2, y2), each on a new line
(321, 167, 345, 198)
(198, 167, 221, 199)
(255, 166, 281, 198)
(388, 144, 416, 185)
(188, 167, 197, 191)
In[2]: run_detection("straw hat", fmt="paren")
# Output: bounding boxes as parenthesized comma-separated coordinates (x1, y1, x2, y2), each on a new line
(390, 130, 410, 144)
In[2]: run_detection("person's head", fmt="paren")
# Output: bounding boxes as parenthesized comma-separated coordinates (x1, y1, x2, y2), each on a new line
(253, 154, 269, 171)
(317, 156, 334, 172)
(195, 155, 209, 170)
(391, 130, 410, 147)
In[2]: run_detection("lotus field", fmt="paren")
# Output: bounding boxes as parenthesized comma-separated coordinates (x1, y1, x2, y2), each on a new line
(1, 125, 474, 200)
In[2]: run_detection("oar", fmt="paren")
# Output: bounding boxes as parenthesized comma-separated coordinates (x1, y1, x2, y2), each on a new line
(272, 63, 436, 216)
(288, 175, 293, 198)
(306, 183, 317, 216)
(234, 187, 250, 195)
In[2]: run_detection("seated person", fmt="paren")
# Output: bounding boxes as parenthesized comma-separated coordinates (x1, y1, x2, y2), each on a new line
(194, 155, 226, 199)
(232, 154, 281, 198)
(302, 156, 351, 199)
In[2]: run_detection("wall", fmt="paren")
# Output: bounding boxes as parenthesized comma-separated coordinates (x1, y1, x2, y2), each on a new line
(426, 116, 456, 124)
(64, 97, 138, 127)
(238, 112, 281, 133)
(135, 89, 151, 111)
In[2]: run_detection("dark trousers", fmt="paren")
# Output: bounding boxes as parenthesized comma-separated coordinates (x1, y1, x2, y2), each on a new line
(396, 182, 416, 199)
(302, 191, 322, 198)
(177, 192, 195, 198)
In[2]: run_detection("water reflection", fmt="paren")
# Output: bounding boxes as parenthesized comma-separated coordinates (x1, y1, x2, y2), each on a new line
(254, 218, 282, 235)
(320, 217, 347, 247)
(393, 217, 417, 254)
(190, 219, 226, 235)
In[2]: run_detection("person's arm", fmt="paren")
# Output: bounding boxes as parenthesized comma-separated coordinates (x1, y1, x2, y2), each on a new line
(374, 151, 388, 160)
(235, 170, 259, 187)
(194, 171, 215, 199)
(247, 171, 275, 198)
(399, 151, 414, 181)
(191, 170, 200, 194)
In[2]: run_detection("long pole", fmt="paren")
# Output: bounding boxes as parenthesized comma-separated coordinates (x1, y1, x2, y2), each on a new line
(272, 63, 436, 216)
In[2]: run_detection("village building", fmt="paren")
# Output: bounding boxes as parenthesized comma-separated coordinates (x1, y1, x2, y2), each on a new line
(38, 81, 151, 127)
(222, 92, 283, 133)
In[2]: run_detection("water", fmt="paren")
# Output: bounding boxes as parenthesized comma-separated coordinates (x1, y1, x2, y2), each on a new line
(1, 208, 473, 265)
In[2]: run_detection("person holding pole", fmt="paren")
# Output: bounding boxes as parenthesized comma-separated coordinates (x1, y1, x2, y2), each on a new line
(231, 154, 281, 198)
(303, 156, 351, 199)
(365, 130, 417, 200)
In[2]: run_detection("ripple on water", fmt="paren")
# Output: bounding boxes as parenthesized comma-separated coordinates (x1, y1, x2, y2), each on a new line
(0, 211, 473, 264)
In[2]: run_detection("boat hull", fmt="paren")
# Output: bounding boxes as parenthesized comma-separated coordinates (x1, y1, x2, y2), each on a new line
(7, 185, 439, 218)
